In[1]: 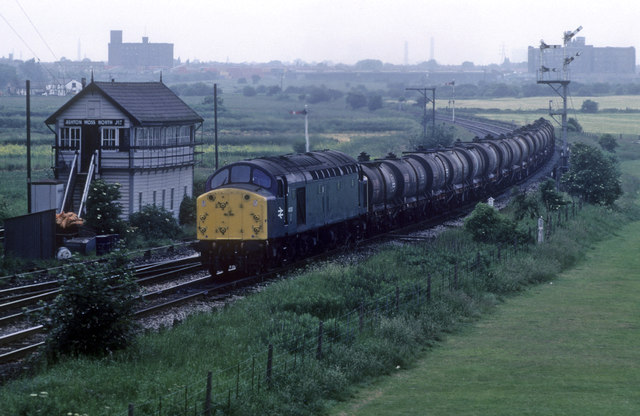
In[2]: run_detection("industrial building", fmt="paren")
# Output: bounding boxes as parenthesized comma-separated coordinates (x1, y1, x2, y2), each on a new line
(528, 37, 636, 76)
(108, 30, 174, 69)
(45, 80, 203, 220)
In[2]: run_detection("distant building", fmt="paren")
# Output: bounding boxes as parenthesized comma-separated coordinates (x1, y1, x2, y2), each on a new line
(528, 37, 635, 76)
(45, 80, 203, 219)
(108, 30, 174, 69)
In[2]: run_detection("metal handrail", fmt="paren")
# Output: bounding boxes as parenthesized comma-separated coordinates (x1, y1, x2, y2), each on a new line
(59, 151, 78, 213)
(78, 151, 97, 217)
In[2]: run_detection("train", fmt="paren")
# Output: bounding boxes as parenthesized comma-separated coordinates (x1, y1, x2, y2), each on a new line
(196, 118, 555, 275)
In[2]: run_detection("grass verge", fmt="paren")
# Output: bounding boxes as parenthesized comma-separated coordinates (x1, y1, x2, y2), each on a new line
(329, 217, 640, 416)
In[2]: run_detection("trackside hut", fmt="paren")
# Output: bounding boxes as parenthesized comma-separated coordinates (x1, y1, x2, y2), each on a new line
(45, 81, 203, 219)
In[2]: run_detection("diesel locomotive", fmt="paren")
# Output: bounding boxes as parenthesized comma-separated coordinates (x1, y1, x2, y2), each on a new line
(197, 118, 555, 275)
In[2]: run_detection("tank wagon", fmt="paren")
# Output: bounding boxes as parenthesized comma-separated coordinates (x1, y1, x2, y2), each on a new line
(197, 118, 555, 275)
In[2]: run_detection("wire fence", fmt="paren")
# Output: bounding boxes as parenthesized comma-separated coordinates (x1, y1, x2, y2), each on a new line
(123, 202, 583, 416)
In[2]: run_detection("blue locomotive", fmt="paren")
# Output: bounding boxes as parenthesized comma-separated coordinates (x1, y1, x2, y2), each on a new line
(197, 118, 555, 275)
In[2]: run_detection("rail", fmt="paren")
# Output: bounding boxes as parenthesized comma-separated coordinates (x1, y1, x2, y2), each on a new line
(60, 151, 78, 213)
(78, 150, 97, 217)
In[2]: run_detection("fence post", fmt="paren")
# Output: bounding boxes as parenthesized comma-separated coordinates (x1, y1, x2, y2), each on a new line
(204, 371, 212, 416)
(395, 286, 400, 312)
(454, 263, 458, 290)
(427, 274, 432, 301)
(316, 321, 324, 360)
(236, 363, 240, 399)
(266, 344, 273, 386)
(128, 403, 134, 416)
(251, 356, 255, 392)
(359, 303, 364, 332)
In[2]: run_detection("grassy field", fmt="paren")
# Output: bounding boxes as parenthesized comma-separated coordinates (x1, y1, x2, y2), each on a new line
(328, 162, 640, 416)
(453, 95, 640, 111)
(330, 223, 640, 416)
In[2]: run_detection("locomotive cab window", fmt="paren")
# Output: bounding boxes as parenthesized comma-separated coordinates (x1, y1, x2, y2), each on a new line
(209, 169, 229, 189)
(252, 168, 272, 189)
(230, 165, 251, 183)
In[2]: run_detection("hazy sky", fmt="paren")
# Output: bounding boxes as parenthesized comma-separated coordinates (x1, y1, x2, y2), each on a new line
(1, 0, 639, 66)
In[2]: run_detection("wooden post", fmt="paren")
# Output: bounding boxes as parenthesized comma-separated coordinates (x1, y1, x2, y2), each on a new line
(26, 80, 32, 213)
(395, 286, 400, 312)
(359, 303, 364, 332)
(128, 403, 134, 416)
(236, 363, 240, 399)
(316, 321, 324, 359)
(251, 356, 255, 392)
(214, 83, 219, 170)
(204, 371, 212, 416)
(427, 274, 432, 301)
(454, 263, 458, 290)
(266, 344, 273, 385)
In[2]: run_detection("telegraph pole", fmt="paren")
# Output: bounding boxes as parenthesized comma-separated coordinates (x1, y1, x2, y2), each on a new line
(26, 80, 32, 213)
(214, 83, 219, 170)
(406, 87, 436, 139)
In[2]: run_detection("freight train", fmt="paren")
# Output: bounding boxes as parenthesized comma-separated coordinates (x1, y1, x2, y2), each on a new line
(197, 118, 555, 275)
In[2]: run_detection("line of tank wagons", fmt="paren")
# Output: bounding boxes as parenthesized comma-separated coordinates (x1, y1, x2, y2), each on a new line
(197, 118, 555, 275)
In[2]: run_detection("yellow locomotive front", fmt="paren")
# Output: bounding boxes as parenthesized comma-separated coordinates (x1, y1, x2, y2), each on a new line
(197, 188, 268, 241)
(197, 186, 271, 275)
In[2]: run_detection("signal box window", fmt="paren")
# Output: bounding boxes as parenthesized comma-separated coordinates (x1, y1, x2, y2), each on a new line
(101, 127, 119, 150)
(60, 127, 80, 149)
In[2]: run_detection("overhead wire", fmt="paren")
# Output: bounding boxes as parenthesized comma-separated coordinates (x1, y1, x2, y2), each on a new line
(0, 3, 63, 86)
(0, 11, 41, 61)
(14, 0, 58, 62)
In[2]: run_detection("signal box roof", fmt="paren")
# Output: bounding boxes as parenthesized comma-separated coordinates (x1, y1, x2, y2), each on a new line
(45, 81, 203, 126)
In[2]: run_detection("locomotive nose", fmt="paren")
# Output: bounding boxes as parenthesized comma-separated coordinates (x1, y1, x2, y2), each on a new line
(197, 188, 268, 241)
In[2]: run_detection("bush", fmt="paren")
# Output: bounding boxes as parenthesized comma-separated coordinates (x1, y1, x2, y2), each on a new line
(242, 86, 257, 97)
(562, 143, 622, 205)
(567, 117, 583, 132)
(178, 194, 196, 225)
(598, 133, 618, 153)
(33, 250, 138, 359)
(464, 203, 529, 244)
(539, 179, 567, 211)
(84, 179, 126, 235)
(129, 205, 181, 241)
(580, 99, 599, 113)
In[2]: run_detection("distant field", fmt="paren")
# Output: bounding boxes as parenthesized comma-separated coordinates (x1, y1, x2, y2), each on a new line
(454, 95, 640, 111)
(479, 112, 640, 136)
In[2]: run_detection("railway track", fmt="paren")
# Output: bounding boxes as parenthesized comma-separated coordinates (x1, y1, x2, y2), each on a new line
(0, 255, 205, 365)
(435, 112, 518, 137)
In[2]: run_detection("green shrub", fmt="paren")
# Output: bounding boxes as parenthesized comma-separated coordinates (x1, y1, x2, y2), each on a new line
(178, 194, 196, 225)
(129, 204, 181, 241)
(32, 250, 138, 359)
(84, 179, 126, 235)
(464, 203, 529, 244)
(598, 133, 618, 153)
(562, 142, 622, 205)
